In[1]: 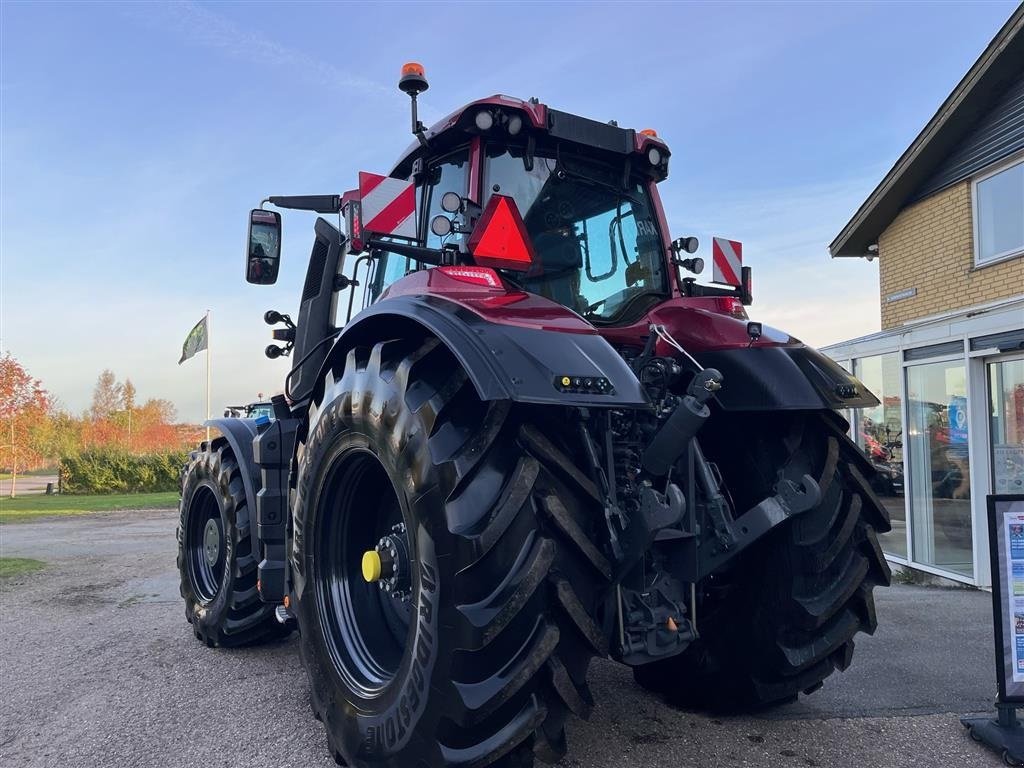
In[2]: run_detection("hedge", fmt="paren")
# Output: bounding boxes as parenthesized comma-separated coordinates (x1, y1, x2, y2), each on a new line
(59, 449, 189, 494)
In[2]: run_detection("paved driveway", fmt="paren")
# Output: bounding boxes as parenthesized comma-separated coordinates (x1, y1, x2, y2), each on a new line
(0, 509, 999, 767)
(0, 474, 58, 496)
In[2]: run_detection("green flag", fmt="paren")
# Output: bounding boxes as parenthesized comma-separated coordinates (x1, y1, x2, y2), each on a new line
(179, 316, 208, 365)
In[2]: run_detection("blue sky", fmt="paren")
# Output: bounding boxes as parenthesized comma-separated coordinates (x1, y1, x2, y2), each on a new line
(1, 0, 1017, 421)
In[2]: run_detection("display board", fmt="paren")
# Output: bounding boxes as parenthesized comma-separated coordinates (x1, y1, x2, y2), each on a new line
(988, 494, 1024, 703)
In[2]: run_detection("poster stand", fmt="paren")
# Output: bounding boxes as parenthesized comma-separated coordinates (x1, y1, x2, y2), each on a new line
(962, 495, 1024, 766)
(962, 702, 1024, 765)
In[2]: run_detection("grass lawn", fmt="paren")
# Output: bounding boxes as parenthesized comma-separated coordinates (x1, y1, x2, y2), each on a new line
(0, 557, 46, 579)
(0, 491, 179, 523)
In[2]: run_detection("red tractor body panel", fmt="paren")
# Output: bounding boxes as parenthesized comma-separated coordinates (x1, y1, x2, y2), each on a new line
(382, 267, 793, 352)
(380, 267, 597, 335)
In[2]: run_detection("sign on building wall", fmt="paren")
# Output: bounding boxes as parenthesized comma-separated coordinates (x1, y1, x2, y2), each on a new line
(885, 287, 918, 303)
(949, 395, 969, 444)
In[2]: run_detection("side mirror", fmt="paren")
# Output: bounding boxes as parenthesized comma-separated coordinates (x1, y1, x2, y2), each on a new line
(246, 209, 282, 285)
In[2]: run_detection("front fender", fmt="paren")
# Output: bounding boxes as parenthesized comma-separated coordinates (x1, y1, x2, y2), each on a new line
(318, 294, 650, 409)
(203, 418, 261, 513)
(695, 345, 879, 412)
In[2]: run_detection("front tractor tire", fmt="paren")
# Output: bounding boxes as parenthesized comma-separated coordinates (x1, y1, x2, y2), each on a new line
(177, 438, 289, 647)
(291, 338, 609, 768)
(634, 411, 891, 711)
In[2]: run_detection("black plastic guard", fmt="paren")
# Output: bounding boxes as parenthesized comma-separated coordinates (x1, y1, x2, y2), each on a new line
(252, 417, 298, 603)
(328, 295, 650, 409)
(695, 345, 879, 412)
(202, 418, 261, 515)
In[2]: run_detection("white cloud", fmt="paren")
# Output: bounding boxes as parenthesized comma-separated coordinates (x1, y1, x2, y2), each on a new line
(122, 1, 390, 99)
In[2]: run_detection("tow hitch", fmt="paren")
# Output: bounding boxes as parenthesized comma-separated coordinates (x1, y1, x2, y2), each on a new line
(676, 470, 821, 582)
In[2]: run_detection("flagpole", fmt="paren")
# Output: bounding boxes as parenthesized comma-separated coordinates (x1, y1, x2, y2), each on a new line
(205, 309, 211, 443)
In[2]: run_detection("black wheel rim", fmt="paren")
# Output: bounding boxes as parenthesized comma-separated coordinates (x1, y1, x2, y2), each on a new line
(314, 447, 412, 697)
(185, 485, 225, 602)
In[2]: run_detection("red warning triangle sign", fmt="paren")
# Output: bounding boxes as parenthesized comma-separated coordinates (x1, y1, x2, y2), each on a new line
(467, 195, 536, 272)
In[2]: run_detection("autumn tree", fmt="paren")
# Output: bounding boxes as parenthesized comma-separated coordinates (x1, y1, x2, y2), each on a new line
(122, 379, 136, 415)
(113, 378, 138, 446)
(0, 353, 51, 497)
(32, 409, 82, 460)
(133, 398, 179, 451)
(140, 398, 175, 423)
(90, 369, 124, 422)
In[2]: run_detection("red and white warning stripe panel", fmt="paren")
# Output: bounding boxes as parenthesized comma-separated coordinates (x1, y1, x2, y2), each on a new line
(357, 172, 417, 240)
(712, 237, 742, 286)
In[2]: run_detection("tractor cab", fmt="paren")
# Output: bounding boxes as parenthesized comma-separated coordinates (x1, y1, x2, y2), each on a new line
(384, 134, 671, 325)
(362, 74, 680, 327)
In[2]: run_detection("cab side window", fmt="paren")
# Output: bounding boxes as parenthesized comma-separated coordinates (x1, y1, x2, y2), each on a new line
(423, 148, 471, 249)
(365, 148, 470, 306)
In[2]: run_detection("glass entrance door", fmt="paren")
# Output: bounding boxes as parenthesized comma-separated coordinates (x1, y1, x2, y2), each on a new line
(907, 359, 973, 577)
(990, 356, 1024, 495)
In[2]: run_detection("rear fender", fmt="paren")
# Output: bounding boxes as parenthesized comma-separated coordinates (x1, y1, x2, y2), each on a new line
(313, 293, 650, 410)
(695, 344, 879, 411)
(602, 300, 878, 412)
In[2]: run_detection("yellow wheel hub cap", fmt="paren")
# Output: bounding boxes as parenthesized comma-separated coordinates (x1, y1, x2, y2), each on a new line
(361, 550, 382, 583)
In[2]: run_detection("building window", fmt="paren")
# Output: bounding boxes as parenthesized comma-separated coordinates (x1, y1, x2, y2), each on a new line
(853, 353, 905, 558)
(906, 360, 972, 577)
(974, 156, 1024, 266)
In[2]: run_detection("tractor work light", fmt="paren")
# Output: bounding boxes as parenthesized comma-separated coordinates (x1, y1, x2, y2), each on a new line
(430, 215, 453, 237)
(647, 147, 662, 166)
(672, 236, 699, 254)
(507, 114, 523, 136)
(475, 109, 495, 131)
(440, 191, 462, 213)
(681, 257, 704, 274)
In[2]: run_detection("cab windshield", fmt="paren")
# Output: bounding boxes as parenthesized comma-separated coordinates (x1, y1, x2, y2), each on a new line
(484, 147, 667, 322)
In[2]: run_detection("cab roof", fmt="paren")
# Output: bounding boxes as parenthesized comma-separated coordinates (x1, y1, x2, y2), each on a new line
(390, 94, 668, 179)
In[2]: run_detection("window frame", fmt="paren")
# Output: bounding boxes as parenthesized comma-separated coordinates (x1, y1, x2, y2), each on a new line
(364, 147, 472, 306)
(480, 142, 670, 323)
(971, 153, 1024, 268)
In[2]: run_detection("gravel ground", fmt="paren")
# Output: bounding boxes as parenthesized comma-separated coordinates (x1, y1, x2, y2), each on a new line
(0, 509, 1001, 767)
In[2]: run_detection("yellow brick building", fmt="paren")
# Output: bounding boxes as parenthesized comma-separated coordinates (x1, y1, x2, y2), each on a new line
(823, 7, 1024, 586)
(878, 182, 1023, 328)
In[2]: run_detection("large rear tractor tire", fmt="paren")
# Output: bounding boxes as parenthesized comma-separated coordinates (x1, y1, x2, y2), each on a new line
(634, 411, 891, 710)
(177, 438, 290, 647)
(292, 338, 610, 768)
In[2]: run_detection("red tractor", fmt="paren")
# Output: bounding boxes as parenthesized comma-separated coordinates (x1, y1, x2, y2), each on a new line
(178, 64, 890, 768)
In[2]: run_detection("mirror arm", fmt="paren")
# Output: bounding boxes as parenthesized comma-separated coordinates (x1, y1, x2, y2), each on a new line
(364, 237, 445, 266)
(265, 195, 341, 214)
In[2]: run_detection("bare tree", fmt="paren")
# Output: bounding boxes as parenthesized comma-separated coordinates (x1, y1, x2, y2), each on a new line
(90, 369, 123, 422)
